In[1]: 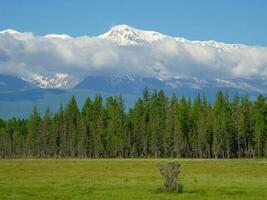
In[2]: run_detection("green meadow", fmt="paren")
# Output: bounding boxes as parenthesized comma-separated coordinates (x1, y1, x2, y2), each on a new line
(0, 159, 266, 200)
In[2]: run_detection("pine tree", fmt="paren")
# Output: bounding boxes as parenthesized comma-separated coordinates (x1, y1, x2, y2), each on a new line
(91, 95, 104, 158)
(131, 99, 145, 157)
(178, 96, 191, 157)
(105, 95, 126, 157)
(26, 106, 41, 157)
(149, 90, 163, 157)
(197, 95, 212, 158)
(50, 113, 59, 157)
(158, 90, 168, 156)
(165, 93, 179, 157)
(231, 94, 240, 157)
(239, 96, 254, 157)
(56, 104, 65, 157)
(253, 95, 266, 156)
(65, 96, 80, 157)
(80, 97, 92, 157)
(212, 92, 228, 158)
(142, 87, 151, 156)
(190, 94, 202, 157)
(40, 108, 52, 157)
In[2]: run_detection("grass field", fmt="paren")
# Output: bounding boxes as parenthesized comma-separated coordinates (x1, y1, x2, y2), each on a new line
(0, 159, 266, 200)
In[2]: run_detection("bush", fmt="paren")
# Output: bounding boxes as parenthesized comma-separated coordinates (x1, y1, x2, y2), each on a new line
(156, 161, 184, 193)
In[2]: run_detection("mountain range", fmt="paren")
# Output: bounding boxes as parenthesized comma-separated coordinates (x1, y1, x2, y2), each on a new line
(0, 25, 266, 118)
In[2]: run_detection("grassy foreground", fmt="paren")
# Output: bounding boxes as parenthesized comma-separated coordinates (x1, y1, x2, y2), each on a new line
(0, 159, 266, 200)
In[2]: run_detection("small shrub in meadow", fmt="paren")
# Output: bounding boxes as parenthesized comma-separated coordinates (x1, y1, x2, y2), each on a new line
(156, 161, 184, 193)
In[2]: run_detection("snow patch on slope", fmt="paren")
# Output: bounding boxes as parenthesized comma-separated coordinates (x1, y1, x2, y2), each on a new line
(25, 73, 78, 89)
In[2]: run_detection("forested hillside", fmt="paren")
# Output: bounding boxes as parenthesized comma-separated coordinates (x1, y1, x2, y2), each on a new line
(0, 88, 266, 158)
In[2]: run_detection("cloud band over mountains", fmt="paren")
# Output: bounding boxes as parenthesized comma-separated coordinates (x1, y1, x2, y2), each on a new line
(0, 25, 267, 82)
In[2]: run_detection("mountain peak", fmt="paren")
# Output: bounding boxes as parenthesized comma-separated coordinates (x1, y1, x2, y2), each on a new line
(98, 24, 166, 45)
(110, 24, 135, 31)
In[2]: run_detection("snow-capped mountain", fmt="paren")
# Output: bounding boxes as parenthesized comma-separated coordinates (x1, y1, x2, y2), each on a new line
(98, 25, 243, 51)
(25, 73, 78, 89)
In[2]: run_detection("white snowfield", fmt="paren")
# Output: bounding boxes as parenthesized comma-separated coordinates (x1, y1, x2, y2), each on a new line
(0, 25, 266, 90)
(23, 73, 78, 89)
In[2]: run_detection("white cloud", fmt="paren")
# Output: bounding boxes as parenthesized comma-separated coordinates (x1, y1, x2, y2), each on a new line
(0, 28, 267, 83)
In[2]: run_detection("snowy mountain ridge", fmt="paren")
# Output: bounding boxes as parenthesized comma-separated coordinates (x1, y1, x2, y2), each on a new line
(98, 24, 245, 51)
(0, 25, 242, 50)
(23, 73, 78, 89)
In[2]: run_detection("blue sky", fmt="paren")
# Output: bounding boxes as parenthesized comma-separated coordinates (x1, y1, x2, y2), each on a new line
(0, 0, 267, 46)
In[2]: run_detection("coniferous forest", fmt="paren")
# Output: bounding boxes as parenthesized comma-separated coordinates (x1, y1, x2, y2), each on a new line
(0, 88, 266, 158)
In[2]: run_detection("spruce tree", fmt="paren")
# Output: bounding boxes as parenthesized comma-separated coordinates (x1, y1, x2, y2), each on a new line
(27, 106, 41, 157)
(178, 96, 191, 157)
(253, 95, 266, 156)
(65, 96, 80, 157)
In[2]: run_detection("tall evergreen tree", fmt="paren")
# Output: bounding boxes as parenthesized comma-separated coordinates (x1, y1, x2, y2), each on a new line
(91, 95, 105, 157)
(239, 96, 254, 157)
(253, 95, 267, 156)
(178, 96, 191, 157)
(65, 96, 80, 157)
(165, 93, 181, 157)
(27, 106, 41, 157)
(40, 108, 52, 157)
(212, 92, 228, 158)
(190, 94, 202, 157)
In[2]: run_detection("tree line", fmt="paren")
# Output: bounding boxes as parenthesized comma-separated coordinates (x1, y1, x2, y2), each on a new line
(0, 88, 266, 158)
